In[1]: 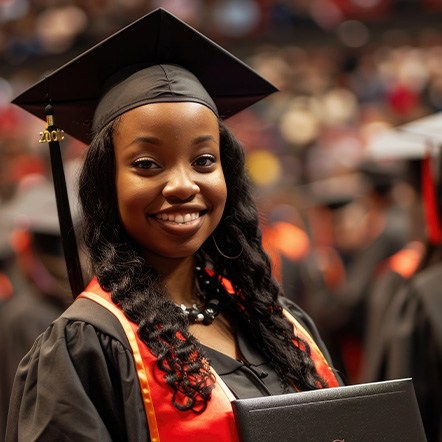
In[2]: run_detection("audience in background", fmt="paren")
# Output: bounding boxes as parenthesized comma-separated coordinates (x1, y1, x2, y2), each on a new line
(2, 2, 442, 440)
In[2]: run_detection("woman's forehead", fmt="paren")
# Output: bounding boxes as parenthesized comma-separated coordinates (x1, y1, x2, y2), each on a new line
(113, 102, 220, 149)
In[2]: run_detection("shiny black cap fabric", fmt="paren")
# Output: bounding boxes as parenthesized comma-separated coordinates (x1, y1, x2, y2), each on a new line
(12, 8, 278, 145)
(93, 64, 217, 135)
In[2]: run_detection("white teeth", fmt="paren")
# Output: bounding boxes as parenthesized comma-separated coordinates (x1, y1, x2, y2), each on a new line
(155, 212, 200, 224)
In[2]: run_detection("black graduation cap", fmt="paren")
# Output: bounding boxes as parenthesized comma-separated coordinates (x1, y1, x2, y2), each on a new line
(4, 183, 64, 235)
(366, 114, 442, 245)
(301, 174, 362, 211)
(2, 162, 81, 255)
(357, 160, 399, 197)
(12, 7, 278, 145)
(3, 182, 66, 257)
(11, 8, 278, 297)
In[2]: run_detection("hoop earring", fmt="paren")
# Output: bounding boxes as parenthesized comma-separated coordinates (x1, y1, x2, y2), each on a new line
(211, 234, 243, 260)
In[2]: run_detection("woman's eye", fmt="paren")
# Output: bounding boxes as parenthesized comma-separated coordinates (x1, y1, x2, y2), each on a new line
(193, 154, 216, 168)
(132, 158, 160, 170)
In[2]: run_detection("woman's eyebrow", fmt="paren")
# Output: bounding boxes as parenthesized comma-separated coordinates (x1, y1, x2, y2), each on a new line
(192, 134, 218, 145)
(123, 134, 217, 150)
(130, 136, 162, 146)
(121, 136, 162, 151)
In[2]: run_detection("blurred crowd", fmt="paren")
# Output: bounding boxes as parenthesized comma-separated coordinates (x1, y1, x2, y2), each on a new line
(2, 1, 442, 441)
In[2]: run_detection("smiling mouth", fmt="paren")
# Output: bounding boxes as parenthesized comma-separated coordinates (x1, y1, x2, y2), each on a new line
(152, 211, 205, 225)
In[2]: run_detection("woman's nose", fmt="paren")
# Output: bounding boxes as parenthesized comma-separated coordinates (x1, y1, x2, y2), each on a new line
(162, 167, 200, 201)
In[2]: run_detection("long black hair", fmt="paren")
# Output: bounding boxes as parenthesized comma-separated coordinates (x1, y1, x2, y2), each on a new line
(79, 117, 328, 413)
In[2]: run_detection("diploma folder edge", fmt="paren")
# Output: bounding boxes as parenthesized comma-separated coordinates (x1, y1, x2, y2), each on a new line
(231, 378, 427, 442)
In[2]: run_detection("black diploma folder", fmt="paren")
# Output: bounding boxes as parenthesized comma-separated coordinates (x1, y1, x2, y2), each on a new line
(232, 378, 427, 442)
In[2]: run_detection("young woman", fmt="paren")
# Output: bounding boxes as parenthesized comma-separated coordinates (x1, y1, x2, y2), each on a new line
(7, 9, 341, 441)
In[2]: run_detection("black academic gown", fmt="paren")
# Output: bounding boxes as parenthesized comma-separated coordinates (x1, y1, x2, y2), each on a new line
(361, 268, 408, 382)
(5, 296, 338, 442)
(363, 263, 442, 442)
(0, 287, 67, 442)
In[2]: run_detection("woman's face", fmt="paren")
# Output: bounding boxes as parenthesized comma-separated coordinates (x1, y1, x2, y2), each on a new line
(113, 102, 227, 261)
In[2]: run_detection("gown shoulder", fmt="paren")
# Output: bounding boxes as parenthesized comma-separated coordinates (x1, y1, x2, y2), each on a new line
(6, 298, 149, 442)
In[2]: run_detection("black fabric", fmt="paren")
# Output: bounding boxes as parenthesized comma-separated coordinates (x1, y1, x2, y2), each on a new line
(5, 296, 338, 441)
(5, 298, 148, 442)
(361, 268, 408, 382)
(202, 332, 295, 399)
(232, 379, 427, 442)
(203, 297, 341, 399)
(94, 64, 217, 132)
(12, 8, 277, 145)
(363, 263, 442, 442)
(0, 287, 65, 441)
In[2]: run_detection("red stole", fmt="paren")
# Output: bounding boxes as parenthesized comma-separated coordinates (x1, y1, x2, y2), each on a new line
(78, 277, 339, 441)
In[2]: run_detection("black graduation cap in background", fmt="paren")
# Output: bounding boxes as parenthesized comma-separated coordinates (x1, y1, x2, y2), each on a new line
(12, 7, 277, 145)
(366, 112, 442, 246)
(301, 173, 362, 211)
(3, 163, 81, 232)
(11, 8, 278, 297)
(356, 160, 399, 197)
(3, 182, 75, 256)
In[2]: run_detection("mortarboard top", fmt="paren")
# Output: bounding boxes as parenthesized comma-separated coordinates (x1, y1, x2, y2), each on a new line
(10, 8, 278, 297)
(3, 183, 61, 236)
(4, 182, 67, 256)
(2, 162, 81, 237)
(366, 111, 442, 161)
(2, 166, 81, 257)
(12, 7, 278, 145)
(366, 111, 442, 245)
(398, 111, 442, 146)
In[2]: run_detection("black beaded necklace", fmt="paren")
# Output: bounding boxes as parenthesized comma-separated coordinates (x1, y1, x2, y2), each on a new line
(177, 263, 222, 325)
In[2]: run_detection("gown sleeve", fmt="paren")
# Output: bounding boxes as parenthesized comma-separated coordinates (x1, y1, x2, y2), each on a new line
(5, 299, 149, 442)
(364, 263, 442, 441)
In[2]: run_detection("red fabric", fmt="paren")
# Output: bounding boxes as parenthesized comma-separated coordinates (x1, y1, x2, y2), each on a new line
(424, 0, 442, 11)
(0, 272, 13, 300)
(262, 221, 310, 282)
(422, 155, 442, 245)
(283, 309, 341, 388)
(81, 276, 340, 440)
(388, 84, 420, 117)
(84, 278, 238, 442)
(331, 0, 392, 19)
(388, 241, 424, 279)
(134, 332, 238, 442)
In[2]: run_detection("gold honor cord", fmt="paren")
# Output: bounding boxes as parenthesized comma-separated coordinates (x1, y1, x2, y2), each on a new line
(39, 104, 85, 298)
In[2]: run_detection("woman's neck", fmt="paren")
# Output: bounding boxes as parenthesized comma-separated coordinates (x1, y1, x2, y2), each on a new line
(148, 255, 197, 305)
